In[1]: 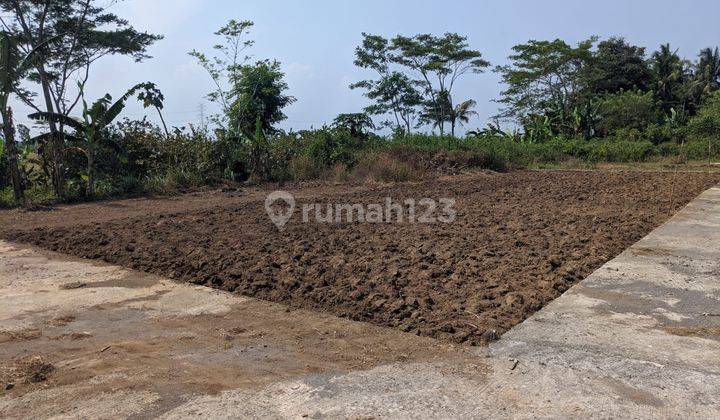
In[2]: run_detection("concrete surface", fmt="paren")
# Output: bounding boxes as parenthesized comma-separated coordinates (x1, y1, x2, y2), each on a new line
(1, 186, 719, 419)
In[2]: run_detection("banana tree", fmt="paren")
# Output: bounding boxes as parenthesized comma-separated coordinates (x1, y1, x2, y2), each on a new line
(1, 32, 61, 202)
(29, 82, 161, 197)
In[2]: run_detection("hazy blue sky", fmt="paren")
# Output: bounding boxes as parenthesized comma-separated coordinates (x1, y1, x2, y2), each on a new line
(11, 0, 720, 133)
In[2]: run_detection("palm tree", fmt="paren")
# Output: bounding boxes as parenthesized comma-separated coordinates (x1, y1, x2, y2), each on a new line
(696, 47, 720, 95)
(650, 44, 687, 114)
(450, 99, 478, 137)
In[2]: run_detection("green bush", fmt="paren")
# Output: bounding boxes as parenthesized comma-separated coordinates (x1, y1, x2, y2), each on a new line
(655, 141, 680, 157)
(683, 137, 720, 161)
(306, 129, 361, 168)
(587, 139, 655, 162)
(645, 123, 683, 145)
(596, 90, 655, 136)
(0, 186, 12, 207)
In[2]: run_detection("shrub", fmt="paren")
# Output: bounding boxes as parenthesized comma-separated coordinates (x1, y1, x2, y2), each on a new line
(587, 139, 654, 162)
(288, 155, 320, 181)
(596, 90, 655, 136)
(307, 129, 361, 168)
(645, 123, 682, 145)
(655, 142, 680, 157)
(684, 91, 720, 161)
(683, 137, 720, 161)
(0, 186, 12, 207)
(353, 151, 417, 182)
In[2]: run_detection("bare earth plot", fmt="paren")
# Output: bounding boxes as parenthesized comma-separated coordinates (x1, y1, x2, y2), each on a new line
(1, 170, 719, 344)
(0, 170, 719, 418)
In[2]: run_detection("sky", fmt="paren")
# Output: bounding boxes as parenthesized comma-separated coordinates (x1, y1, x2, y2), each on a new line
(9, 0, 720, 134)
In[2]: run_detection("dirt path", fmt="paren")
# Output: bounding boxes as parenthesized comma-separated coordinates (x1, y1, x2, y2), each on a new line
(1, 170, 719, 344)
(0, 242, 482, 417)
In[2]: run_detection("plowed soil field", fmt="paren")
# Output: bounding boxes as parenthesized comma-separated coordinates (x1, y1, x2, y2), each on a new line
(2, 170, 718, 344)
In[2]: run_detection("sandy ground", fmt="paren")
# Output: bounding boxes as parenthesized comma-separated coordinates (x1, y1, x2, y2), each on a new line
(0, 242, 483, 418)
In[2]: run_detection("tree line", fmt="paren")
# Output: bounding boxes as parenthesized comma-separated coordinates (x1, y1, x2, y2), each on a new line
(1, 1, 719, 205)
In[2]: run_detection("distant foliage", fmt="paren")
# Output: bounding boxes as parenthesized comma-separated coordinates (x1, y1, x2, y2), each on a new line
(3, 12, 720, 207)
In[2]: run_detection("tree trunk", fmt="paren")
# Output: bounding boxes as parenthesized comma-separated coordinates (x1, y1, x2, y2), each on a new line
(156, 107, 170, 138)
(1, 107, 24, 202)
(451, 117, 456, 138)
(36, 65, 65, 199)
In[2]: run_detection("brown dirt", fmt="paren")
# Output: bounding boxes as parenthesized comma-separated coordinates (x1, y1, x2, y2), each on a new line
(1, 170, 718, 345)
(0, 355, 54, 386)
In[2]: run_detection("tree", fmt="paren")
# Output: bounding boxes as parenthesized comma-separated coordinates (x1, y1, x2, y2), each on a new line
(696, 47, 720, 95)
(585, 37, 652, 94)
(29, 82, 161, 196)
(391, 33, 490, 135)
(189, 19, 255, 126)
(136, 84, 170, 138)
(332, 113, 375, 138)
(496, 38, 596, 123)
(0, 0, 162, 198)
(351, 33, 422, 135)
(650, 44, 688, 116)
(687, 90, 720, 163)
(596, 90, 655, 136)
(227, 60, 295, 138)
(1, 31, 29, 201)
(450, 99, 478, 136)
(1, 30, 54, 201)
(352, 32, 489, 136)
(420, 93, 477, 136)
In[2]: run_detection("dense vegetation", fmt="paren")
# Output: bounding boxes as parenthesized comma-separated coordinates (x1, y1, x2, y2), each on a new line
(1, 1, 719, 206)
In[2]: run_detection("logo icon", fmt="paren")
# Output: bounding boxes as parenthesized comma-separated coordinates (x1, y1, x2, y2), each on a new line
(265, 191, 296, 230)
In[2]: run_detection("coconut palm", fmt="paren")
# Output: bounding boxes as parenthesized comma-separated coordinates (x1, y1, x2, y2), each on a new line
(650, 44, 687, 114)
(450, 99, 478, 137)
(696, 47, 720, 95)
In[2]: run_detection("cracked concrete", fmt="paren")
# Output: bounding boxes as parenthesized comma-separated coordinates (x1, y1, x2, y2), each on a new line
(1, 186, 719, 418)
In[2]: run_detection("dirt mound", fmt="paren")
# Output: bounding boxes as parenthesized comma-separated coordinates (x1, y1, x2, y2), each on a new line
(2, 171, 719, 345)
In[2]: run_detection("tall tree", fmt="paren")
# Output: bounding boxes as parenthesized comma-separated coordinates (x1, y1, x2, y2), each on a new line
(650, 44, 688, 116)
(585, 37, 652, 94)
(0, 0, 162, 198)
(189, 19, 255, 126)
(226, 59, 295, 138)
(391, 33, 489, 135)
(1, 32, 26, 201)
(352, 32, 489, 136)
(496, 38, 596, 124)
(351, 33, 422, 135)
(696, 47, 720, 95)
